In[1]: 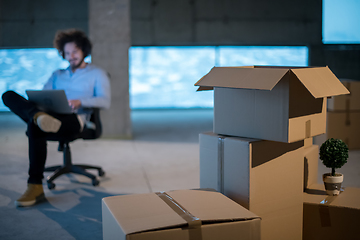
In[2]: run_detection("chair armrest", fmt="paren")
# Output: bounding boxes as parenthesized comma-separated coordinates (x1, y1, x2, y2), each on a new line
(82, 108, 102, 139)
(91, 108, 102, 138)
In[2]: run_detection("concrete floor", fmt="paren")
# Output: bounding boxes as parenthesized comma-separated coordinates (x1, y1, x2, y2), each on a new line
(0, 109, 359, 240)
(0, 109, 214, 195)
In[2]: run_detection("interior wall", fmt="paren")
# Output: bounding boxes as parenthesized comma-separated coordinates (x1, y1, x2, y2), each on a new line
(130, 0, 322, 46)
(309, 44, 360, 80)
(0, 0, 88, 47)
(130, 0, 360, 80)
(0, 0, 359, 139)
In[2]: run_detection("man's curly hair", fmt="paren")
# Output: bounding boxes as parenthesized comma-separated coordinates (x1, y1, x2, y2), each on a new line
(53, 29, 92, 59)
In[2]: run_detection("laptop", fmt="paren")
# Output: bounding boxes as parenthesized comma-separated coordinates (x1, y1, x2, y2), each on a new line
(26, 90, 73, 114)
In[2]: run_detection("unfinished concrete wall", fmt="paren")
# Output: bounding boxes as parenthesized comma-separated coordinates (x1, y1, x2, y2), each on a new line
(89, 0, 132, 138)
(131, 0, 322, 46)
(310, 44, 360, 80)
(0, 0, 88, 47)
(131, 0, 359, 80)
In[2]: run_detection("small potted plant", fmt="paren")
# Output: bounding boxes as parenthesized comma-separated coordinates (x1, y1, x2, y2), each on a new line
(319, 138, 349, 195)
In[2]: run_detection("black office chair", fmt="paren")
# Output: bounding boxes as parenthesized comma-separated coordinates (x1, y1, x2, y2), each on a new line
(44, 108, 105, 189)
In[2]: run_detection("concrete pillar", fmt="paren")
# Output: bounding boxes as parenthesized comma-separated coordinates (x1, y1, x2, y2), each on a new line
(89, 0, 132, 138)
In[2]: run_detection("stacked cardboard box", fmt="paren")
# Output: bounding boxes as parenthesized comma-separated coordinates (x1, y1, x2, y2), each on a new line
(302, 118, 360, 239)
(317, 79, 360, 149)
(195, 66, 349, 240)
(200, 132, 305, 239)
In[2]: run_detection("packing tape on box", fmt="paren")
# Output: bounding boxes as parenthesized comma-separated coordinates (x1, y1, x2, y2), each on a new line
(217, 136, 226, 194)
(318, 206, 332, 227)
(318, 187, 345, 227)
(156, 192, 203, 240)
(306, 120, 311, 138)
(318, 196, 336, 227)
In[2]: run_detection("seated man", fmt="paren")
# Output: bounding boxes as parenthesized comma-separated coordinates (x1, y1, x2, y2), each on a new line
(2, 29, 111, 207)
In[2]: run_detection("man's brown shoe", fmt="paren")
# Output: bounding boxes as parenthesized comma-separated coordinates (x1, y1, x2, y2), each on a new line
(15, 184, 45, 207)
(34, 112, 61, 133)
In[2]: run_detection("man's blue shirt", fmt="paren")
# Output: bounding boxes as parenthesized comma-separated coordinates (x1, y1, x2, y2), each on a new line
(43, 63, 111, 124)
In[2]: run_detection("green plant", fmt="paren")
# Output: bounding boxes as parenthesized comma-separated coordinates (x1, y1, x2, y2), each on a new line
(320, 138, 349, 176)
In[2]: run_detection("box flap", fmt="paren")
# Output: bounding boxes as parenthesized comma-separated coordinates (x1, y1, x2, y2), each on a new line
(102, 193, 188, 235)
(167, 190, 260, 222)
(195, 66, 350, 99)
(291, 67, 350, 98)
(195, 67, 289, 91)
(102, 190, 260, 236)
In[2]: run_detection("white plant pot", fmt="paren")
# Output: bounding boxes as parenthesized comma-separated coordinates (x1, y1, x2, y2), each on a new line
(322, 173, 343, 196)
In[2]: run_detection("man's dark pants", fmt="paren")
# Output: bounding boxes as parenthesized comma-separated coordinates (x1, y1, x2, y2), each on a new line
(2, 91, 81, 184)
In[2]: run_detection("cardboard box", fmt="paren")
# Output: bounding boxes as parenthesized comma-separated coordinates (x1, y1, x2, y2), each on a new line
(328, 79, 360, 111)
(102, 189, 261, 240)
(303, 184, 360, 240)
(195, 66, 349, 143)
(314, 111, 360, 150)
(304, 137, 313, 148)
(199, 132, 304, 240)
(303, 145, 319, 190)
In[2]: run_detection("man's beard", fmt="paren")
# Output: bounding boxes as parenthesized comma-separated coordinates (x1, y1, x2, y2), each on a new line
(70, 58, 85, 71)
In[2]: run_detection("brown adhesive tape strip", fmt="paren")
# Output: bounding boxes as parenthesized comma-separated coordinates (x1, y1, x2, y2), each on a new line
(319, 196, 335, 227)
(156, 192, 203, 240)
(319, 195, 336, 227)
(318, 188, 344, 227)
(306, 120, 311, 138)
(217, 136, 226, 194)
(319, 206, 331, 227)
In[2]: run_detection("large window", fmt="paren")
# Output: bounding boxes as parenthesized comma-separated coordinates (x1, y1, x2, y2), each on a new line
(129, 46, 308, 109)
(323, 0, 360, 44)
(0, 49, 90, 111)
(0, 46, 308, 111)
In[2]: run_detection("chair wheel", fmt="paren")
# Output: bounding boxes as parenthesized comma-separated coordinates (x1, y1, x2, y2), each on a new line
(98, 169, 105, 177)
(48, 182, 56, 190)
(92, 178, 100, 186)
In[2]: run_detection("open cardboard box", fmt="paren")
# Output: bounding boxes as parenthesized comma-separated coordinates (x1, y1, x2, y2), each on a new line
(199, 132, 305, 240)
(303, 184, 360, 240)
(195, 66, 349, 143)
(102, 189, 261, 240)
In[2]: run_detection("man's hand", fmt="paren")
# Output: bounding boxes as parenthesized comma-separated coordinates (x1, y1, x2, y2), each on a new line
(68, 99, 82, 110)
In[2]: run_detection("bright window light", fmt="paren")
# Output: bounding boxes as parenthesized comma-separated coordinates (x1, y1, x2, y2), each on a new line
(218, 46, 308, 67)
(129, 46, 308, 109)
(129, 46, 215, 109)
(0, 48, 88, 111)
(323, 0, 360, 44)
(0, 46, 308, 111)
